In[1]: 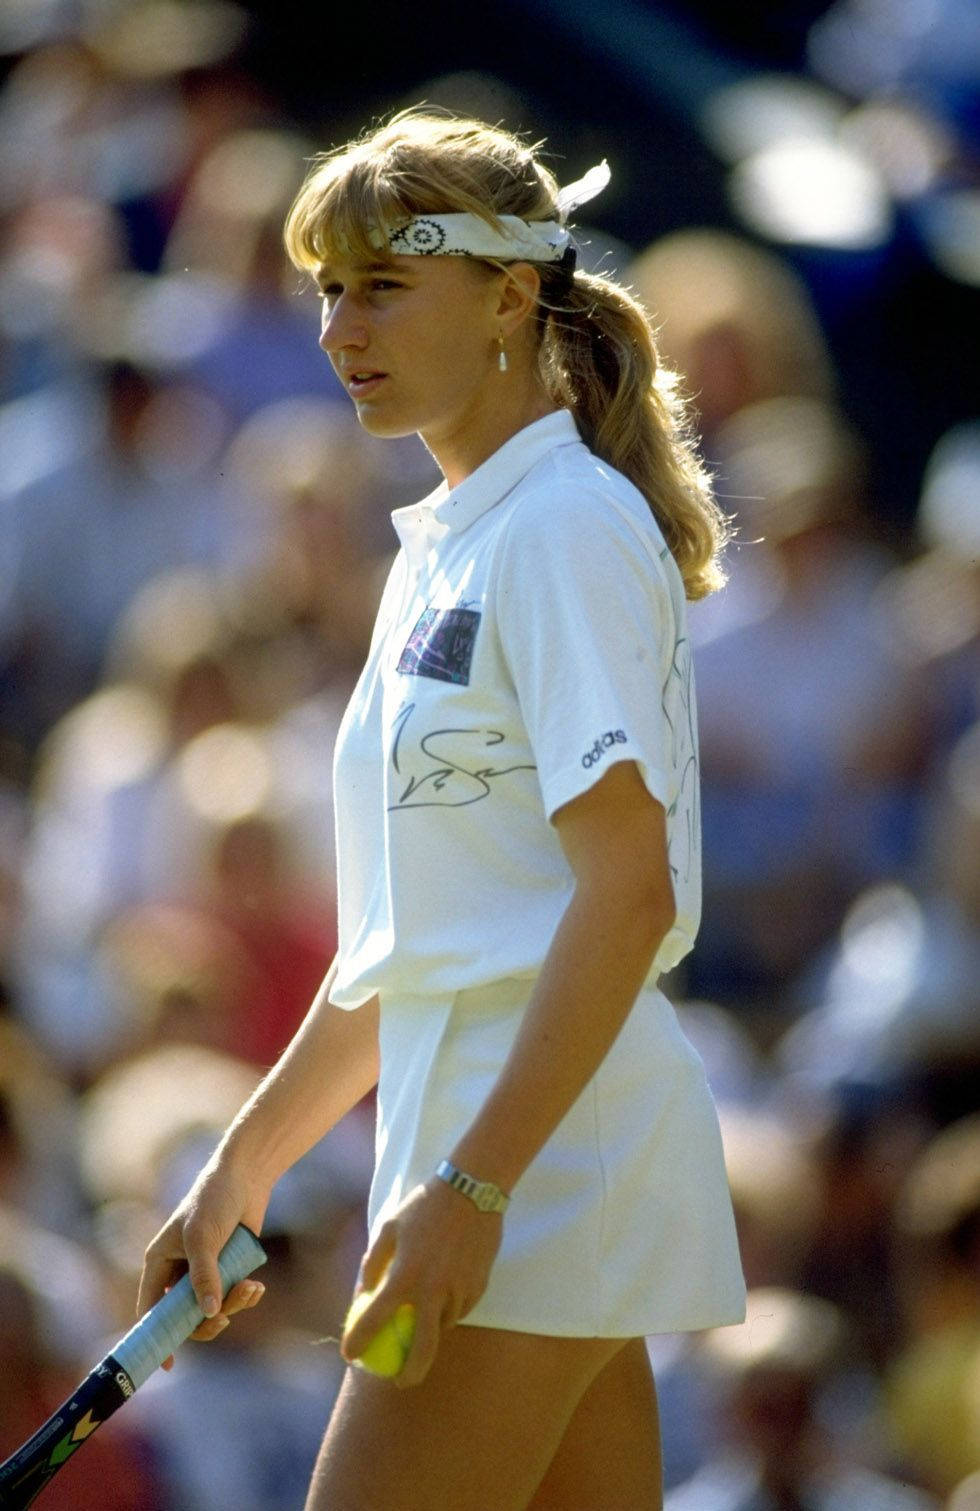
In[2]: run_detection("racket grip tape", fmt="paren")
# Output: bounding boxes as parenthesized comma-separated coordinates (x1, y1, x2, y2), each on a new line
(115, 1221, 267, 1387)
(0, 1224, 266, 1509)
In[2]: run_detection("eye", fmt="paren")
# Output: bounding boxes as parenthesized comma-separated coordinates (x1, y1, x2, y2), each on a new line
(370, 278, 403, 292)
(318, 282, 342, 302)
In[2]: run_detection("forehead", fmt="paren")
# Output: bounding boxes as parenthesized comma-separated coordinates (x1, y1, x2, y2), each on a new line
(316, 254, 415, 277)
(315, 253, 490, 283)
(317, 255, 398, 276)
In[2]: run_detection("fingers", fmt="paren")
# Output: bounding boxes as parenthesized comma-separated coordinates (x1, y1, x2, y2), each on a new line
(138, 1224, 221, 1324)
(136, 1249, 181, 1320)
(221, 1277, 267, 1318)
(339, 1291, 380, 1363)
(187, 1277, 266, 1342)
(358, 1223, 397, 1292)
(395, 1296, 448, 1390)
(183, 1217, 229, 1320)
(188, 1314, 231, 1344)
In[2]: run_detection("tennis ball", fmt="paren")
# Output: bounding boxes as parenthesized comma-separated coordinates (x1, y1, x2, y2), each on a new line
(343, 1287, 416, 1377)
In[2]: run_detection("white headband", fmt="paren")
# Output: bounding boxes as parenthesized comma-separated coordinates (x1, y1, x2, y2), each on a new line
(371, 159, 611, 267)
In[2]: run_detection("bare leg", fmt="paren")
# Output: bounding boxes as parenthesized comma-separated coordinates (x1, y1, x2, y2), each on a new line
(527, 1338, 662, 1510)
(305, 1326, 628, 1511)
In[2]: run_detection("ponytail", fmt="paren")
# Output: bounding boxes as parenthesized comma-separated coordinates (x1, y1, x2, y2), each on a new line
(537, 265, 731, 601)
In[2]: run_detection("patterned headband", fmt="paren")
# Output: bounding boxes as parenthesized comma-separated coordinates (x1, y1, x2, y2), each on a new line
(369, 160, 611, 268)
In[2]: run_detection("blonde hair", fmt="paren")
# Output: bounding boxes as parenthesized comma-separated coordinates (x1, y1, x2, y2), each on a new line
(284, 109, 730, 600)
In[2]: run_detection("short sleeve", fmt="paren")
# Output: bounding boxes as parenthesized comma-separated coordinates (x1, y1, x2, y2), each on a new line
(495, 485, 680, 822)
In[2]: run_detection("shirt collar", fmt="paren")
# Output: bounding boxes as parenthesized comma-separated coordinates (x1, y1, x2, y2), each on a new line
(392, 409, 582, 546)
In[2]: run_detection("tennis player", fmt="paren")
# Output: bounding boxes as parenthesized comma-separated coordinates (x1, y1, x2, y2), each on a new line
(138, 109, 746, 1511)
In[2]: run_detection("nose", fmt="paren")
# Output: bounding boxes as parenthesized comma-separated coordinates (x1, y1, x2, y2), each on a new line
(319, 293, 367, 356)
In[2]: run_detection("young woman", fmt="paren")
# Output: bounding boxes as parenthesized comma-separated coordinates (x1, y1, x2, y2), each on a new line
(137, 109, 745, 1511)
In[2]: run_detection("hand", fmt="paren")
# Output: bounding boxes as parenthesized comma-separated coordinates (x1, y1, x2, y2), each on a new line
(137, 1161, 270, 1369)
(340, 1176, 503, 1389)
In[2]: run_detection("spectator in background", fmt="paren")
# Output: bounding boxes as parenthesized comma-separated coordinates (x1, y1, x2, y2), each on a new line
(666, 1288, 939, 1511)
(871, 421, 980, 757)
(628, 229, 836, 448)
(718, 1104, 823, 1294)
(0, 1017, 83, 1231)
(687, 396, 928, 1004)
(160, 128, 347, 421)
(9, 384, 425, 1078)
(219, 395, 433, 685)
(0, 192, 128, 396)
(202, 815, 336, 1067)
(13, 677, 339, 1078)
(1, 361, 248, 744)
(11, 576, 253, 1077)
(771, 718, 980, 1374)
(886, 1115, 980, 1495)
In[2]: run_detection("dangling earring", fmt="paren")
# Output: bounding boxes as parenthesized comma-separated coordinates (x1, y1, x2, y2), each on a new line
(497, 334, 508, 373)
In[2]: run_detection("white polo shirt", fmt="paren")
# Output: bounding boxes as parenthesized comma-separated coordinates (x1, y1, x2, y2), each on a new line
(327, 409, 702, 1008)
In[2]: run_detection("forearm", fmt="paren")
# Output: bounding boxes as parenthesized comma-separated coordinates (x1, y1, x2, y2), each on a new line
(449, 882, 673, 1193)
(214, 959, 379, 1192)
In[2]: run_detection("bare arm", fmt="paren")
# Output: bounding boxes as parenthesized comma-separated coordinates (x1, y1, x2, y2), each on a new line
(138, 958, 379, 1333)
(345, 759, 676, 1383)
(449, 758, 675, 1190)
(217, 958, 379, 1192)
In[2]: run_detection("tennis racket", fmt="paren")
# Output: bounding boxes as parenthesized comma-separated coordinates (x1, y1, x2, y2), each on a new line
(0, 1223, 266, 1510)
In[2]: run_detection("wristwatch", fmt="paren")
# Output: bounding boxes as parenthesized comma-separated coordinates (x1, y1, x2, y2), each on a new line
(436, 1159, 510, 1215)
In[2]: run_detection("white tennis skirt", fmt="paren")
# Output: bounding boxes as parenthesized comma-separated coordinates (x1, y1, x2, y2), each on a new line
(368, 977, 746, 1338)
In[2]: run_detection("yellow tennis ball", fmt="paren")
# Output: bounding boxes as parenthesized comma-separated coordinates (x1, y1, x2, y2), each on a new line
(343, 1287, 416, 1377)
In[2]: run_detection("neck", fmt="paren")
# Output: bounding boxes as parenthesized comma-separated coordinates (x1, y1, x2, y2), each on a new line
(421, 366, 560, 490)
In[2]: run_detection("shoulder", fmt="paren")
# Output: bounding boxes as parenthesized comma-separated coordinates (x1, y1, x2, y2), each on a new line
(498, 443, 678, 593)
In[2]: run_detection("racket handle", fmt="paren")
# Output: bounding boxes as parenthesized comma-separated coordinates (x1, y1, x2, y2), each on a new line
(115, 1223, 267, 1388)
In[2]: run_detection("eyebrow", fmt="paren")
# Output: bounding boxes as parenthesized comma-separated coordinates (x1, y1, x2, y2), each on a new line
(315, 258, 410, 281)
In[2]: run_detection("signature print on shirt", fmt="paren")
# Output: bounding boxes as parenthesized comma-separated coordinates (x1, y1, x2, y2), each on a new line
(388, 700, 536, 809)
(396, 606, 480, 685)
(662, 634, 699, 887)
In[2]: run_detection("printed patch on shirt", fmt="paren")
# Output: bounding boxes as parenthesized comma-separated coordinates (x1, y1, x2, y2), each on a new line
(396, 607, 481, 685)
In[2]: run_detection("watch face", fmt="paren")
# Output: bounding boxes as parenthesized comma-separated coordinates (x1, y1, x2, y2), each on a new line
(436, 1161, 507, 1213)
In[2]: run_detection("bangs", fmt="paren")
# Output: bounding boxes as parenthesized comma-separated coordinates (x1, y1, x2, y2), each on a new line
(284, 154, 409, 272)
(283, 123, 522, 275)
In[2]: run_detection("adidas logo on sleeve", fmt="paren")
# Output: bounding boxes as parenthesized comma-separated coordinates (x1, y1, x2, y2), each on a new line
(581, 730, 628, 768)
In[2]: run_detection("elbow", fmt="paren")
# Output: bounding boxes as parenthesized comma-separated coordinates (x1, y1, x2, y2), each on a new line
(620, 853, 677, 943)
(576, 868, 677, 955)
(658, 885, 678, 939)
(624, 858, 677, 952)
(617, 882, 677, 972)
(641, 881, 677, 952)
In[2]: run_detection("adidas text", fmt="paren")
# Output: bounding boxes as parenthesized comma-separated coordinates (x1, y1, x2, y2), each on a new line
(581, 730, 628, 768)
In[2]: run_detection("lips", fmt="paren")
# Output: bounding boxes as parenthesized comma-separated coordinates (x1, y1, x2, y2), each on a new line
(346, 371, 387, 395)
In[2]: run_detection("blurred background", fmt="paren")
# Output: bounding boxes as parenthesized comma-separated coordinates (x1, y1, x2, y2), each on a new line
(0, 1, 977, 1506)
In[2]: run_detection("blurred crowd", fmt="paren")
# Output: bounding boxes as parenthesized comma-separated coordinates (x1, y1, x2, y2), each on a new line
(0, 3, 977, 1509)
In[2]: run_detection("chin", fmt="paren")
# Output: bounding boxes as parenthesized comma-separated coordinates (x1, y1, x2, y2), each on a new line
(353, 406, 418, 439)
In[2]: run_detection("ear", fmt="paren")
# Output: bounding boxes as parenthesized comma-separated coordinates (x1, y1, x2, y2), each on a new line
(494, 262, 542, 339)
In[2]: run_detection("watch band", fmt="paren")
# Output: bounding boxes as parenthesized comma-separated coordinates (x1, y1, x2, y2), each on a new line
(435, 1159, 511, 1215)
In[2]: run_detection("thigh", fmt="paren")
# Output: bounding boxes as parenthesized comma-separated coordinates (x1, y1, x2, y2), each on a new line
(527, 1338, 662, 1511)
(305, 1326, 626, 1511)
